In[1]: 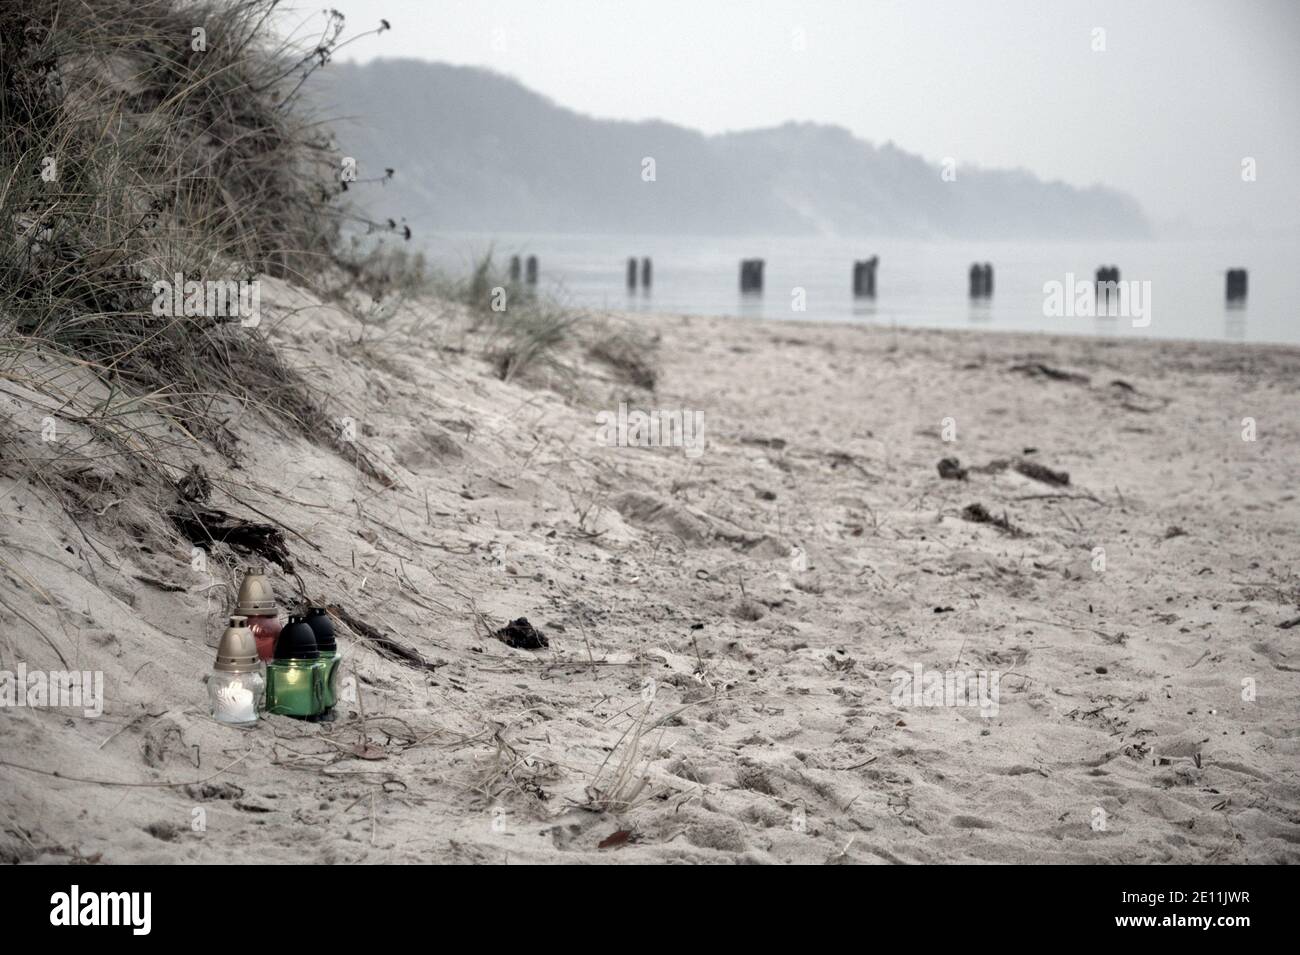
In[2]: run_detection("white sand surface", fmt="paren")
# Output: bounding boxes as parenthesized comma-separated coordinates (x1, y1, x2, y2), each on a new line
(2, 282, 1298, 863)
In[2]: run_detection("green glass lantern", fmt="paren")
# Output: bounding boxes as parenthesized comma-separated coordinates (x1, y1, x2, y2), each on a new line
(265, 614, 326, 719)
(304, 607, 342, 716)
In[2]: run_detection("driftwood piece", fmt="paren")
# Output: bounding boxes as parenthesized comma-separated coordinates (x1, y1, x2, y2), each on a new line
(326, 602, 443, 671)
(169, 503, 293, 571)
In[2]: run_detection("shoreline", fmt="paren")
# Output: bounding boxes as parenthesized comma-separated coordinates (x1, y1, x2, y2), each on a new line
(616, 304, 1300, 354)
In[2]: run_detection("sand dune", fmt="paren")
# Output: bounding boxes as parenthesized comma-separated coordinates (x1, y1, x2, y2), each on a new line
(2, 281, 1298, 864)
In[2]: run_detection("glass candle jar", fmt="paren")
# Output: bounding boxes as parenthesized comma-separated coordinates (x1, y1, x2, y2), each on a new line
(234, 565, 281, 662)
(265, 614, 325, 719)
(246, 615, 282, 663)
(210, 616, 265, 726)
(304, 607, 342, 714)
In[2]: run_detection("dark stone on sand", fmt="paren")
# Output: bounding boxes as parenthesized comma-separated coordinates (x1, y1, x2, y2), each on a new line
(494, 617, 548, 650)
(937, 457, 968, 480)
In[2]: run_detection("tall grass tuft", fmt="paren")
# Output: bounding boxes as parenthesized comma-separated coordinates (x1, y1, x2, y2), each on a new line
(0, 0, 393, 473)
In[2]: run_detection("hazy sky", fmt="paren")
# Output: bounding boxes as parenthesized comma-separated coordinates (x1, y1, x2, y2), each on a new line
(307, 0, 1300, 236)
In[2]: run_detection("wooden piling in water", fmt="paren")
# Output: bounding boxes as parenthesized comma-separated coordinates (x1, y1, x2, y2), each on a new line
(641, 257, 652, 289)
(969, 262, 993, 297)
(626, 257, 638, 290)
(525, 256, 538, 285)
(741, 259, 764, 293)
(1226, 268, 1248, 302)
(509, 256, 521, 283)
(1095, 265, 1119, 307)
(852, 257, 878, 297)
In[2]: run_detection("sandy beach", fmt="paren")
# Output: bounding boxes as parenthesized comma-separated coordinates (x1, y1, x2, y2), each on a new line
(3, 280, 1298, 864)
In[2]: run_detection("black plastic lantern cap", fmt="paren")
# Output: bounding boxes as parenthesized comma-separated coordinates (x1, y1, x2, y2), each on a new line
(274, 614, 320, 660)
(305, 607, 337, 652)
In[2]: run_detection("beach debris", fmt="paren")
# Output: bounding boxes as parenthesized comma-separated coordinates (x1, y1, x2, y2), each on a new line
(170, 505, 293, 571)
(1009, 362, 1090, 385)
(1013, 460, 1069, 486)
(937, 457, 968, 480)
(1108, 379, 1168, 413)
(741, 435, 786, 450)
(494, 617, 549, 650)
(1278, 616, 1300, 630)
(1164, 525, 1187, 539)
(598, 829, 633, 850)
(965, 456, 1069, 487)
(827, 450, 876, 479)
(174, 464, 211, 503)
(141, 718, 187, 768)
(934, 606, 955, 613)
(970, 458, 1011, 475)
(960, 502, 1025, 537)
(1226, 268, 1248, 302)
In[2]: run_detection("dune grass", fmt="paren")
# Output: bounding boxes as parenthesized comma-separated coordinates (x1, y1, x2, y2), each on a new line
(0, 0, 651, 504)
(0, 0, 394, 469)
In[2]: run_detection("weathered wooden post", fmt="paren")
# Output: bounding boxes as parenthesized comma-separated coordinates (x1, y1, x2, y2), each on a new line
(1226, 268, 1248, 302)
(626, 257, 638, 290)
(983, 262, 993, 297)
(740, 260, 751, 292)
(525, 255, 538, 285)
(641, 257, 652, 289)
(854, 261, 873, 297)
(1096, 265, 1119, 308)
(740, 259, 764, 293)
(509, 255, 521, 283)
(863, 256, 877, 297)
(968, 263, 982, 298)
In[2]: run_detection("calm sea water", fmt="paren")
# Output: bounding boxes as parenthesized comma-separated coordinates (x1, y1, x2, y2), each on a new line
(420, 233, 1300, 345)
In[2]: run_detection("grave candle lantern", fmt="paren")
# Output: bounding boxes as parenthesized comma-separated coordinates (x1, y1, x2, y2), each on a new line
(234, 565, 282, 662)
(209, 615, 264, 725)
(265, 614, 326, 719)
(304, 606, 342, 717)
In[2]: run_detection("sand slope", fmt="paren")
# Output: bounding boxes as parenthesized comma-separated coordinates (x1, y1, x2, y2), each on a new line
(2, 285, 1298, 864)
